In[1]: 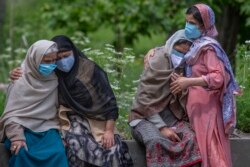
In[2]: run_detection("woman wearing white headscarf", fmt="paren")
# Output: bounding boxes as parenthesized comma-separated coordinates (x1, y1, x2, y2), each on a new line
(0, 40, 68, 167)
(9, 36, 134, 167)
(129, 30, 202, 167)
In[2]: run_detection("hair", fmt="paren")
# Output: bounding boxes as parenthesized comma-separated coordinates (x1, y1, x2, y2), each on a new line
(51, 35, 74, 52)
(186, 6, 203, 25)
(174, 39, 192, 47)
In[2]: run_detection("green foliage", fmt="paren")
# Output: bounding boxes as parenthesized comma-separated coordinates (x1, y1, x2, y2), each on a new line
(0, 92, 6, 116)
(4, 0, 50, 49)
(240, 1, 250, 26)
(0, 46, 26, 82)
(235, 41, 250, 132)
(41, 0, 188, 51)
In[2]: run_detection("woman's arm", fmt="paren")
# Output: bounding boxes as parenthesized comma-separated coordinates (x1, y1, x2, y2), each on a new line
(170, 48, 224, 94)
(147, 114, 180, 142)
(170, 74, 207, 94)
(147, 113, 167, 129)
(102, 120, 115, 149)
(200, 49, 225, 89)
(5, 123, 28, 155)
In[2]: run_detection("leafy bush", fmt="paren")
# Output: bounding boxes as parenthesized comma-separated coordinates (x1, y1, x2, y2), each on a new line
(235, 41, 250, 133)
(0, 47, 26, 82)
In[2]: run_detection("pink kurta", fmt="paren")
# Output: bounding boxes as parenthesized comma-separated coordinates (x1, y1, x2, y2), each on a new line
(186, 47, 232, 167)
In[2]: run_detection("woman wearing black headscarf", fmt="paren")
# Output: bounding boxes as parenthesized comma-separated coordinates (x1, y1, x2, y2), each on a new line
(52, 35, 133, 167)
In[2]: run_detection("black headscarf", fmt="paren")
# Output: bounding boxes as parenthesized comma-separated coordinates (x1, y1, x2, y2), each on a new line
(51, 35, 118, 120)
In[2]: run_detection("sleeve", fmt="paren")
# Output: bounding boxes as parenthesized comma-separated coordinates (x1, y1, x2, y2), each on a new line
(147, 113, 167, 129)
(129, 119, 143, 127)
(5, 122, 26, 142)
(201, 48, 225, 89)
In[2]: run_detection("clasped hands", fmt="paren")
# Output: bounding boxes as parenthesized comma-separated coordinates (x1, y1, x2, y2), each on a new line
(170, 72, 189, 95)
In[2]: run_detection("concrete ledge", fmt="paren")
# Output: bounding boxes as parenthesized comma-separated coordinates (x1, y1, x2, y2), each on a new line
(1, 139, 250, 167)
(124, 140, 147, 167)
(230, 138, 250, 166)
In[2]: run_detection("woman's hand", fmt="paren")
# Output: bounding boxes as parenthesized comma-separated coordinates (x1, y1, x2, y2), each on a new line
(170, 73, 190, 95)
(171, 73, 208, 95)
(11, 140, 28, 155)
(102, 130, 115, 149)
(10, 67, 23, 81)
(159, 127, 181, 142)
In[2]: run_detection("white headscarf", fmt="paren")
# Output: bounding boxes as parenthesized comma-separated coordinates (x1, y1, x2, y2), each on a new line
(129, 30, 191, 121)
(164, 30, 192, 55)
(0, 40, 59, 141)
(165, 29, 193, 68)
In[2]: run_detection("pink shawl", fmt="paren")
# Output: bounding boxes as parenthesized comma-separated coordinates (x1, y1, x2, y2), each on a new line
(195, 3, 218, 37)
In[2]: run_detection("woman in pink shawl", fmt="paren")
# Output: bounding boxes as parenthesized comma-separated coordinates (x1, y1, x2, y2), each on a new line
(170, 4, 240, 167)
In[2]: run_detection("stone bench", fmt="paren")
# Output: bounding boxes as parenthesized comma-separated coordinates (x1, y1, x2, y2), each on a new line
(1, 139, 250, 167)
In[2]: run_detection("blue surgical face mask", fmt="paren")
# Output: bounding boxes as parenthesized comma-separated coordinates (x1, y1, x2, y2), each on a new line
(185, 22, 201, 39)
(171, 49, 185, 68)
(39, 63, 57, 77)
(56, 54, 75, 72)
(172, 49, 185, 58)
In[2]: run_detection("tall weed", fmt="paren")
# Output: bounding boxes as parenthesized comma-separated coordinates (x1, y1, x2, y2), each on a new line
(235, 41, 250, 133)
